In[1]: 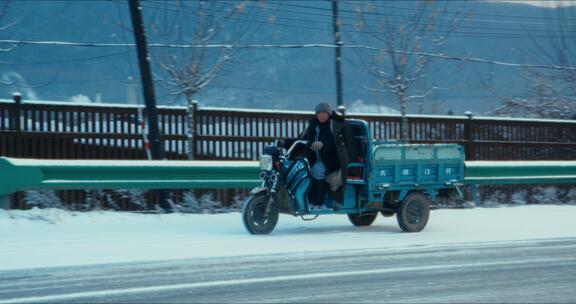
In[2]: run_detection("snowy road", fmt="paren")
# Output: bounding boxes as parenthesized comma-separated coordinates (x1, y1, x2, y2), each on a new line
(0, 238, 575, 303)
(1, 206, 576, 303)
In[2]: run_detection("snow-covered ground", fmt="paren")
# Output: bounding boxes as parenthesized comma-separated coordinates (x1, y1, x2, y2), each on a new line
(1, 205, 575, 271)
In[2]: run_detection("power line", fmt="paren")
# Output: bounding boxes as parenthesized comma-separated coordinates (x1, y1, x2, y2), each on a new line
(273, 0, 576, 22)
(37, 77, 128, 85)
(258, 1, 576, 37)
(258, 0, 567, 27)
(138, 1, 576, 38)
(2, 39, 574, 71)
(159, 0, 333, 27)
(136, 1, 333, 33)
(355, 27, 572, 38)
(211, 0, 576, 34)
(377, 1, 576, 22)
(1, 51, 130, 66)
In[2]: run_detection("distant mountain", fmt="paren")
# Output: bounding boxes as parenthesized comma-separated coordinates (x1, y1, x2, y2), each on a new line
(0, 0, 571, 116)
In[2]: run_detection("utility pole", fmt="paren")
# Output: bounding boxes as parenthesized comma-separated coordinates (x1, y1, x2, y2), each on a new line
(129, 0, 164, 160)
(332, 0, 344, 108)
(129, 0, 172, 212)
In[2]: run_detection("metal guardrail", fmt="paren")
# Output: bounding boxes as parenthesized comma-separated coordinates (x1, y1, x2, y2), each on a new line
(0, 157, 260, 208)
(464, 161, 576, 185)
(1, 157, 575, 209)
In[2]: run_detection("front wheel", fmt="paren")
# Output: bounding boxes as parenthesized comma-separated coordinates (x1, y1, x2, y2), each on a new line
(347, 212, 378, 226)
(242, 192, 279, 235)
(397, 192, 430, 232)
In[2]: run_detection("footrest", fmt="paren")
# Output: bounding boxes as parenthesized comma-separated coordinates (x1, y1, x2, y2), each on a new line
(347, 178, 366, 185)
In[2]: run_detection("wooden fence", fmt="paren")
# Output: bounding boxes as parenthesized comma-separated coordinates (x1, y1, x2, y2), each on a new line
(193, 108, 576, 161)
(1, 94, 575, 209)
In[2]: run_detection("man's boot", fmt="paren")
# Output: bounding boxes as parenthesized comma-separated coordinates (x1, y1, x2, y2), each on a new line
(308, 179, 327, 206)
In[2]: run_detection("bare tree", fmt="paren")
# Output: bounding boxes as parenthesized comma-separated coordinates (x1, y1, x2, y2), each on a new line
(353, 1, 467, 140)
(489, 2, 576, 119)
(147, 1, 268, 159)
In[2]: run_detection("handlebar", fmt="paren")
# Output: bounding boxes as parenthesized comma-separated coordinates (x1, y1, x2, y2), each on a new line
(286, 140, 308, 157)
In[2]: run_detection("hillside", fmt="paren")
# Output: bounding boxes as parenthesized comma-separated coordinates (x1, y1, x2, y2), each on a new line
(0, 0, 572, 115)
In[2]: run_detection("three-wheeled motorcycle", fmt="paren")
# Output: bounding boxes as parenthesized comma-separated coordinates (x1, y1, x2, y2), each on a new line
(242, 119, 465, 235)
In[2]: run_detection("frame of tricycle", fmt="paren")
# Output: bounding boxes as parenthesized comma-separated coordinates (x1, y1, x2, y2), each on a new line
(242, 119, 465, 234)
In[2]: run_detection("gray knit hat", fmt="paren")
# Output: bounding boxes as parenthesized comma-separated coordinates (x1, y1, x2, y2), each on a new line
(315, 102, 332, 114)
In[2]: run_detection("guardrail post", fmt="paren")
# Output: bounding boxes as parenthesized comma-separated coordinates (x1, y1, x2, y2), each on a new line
(187, 101, 198, 160)
(337, 105, 346, 116)
(8, 92, 22, 158)
(0, 195, 11, 210)
(463, 111, 478, 205)
(464, 111, 474, 161)
(470, 185, 480, 206)
(11, 92, 22, 132)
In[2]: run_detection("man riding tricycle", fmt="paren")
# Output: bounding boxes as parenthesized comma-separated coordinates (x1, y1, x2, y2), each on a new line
(242, 103, 465, 235)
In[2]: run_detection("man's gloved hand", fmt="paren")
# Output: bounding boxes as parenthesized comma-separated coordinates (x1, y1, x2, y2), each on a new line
(311, 141, 323, 152)
(275, 139, 285, 148)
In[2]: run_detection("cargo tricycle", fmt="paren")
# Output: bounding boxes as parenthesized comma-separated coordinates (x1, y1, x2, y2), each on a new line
(242, 119, 465, 235)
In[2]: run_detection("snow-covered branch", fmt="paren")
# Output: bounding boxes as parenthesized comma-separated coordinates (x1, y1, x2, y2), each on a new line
(362, 86, 396, 94)
(0, 79, 42, 88)
(405, 87, 447, 101)
(0, 45, 15, 52)
(0, 17, 19, 32)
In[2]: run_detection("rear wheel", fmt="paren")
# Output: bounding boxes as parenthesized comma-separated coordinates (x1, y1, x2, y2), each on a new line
(242, 192, 279, 235)
(347, 212, 378, 226)
(397, 192, 430, 232)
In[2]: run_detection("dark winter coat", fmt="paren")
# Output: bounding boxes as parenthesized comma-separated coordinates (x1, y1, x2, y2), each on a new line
(287, 111, 355, 205)
(299, 116, 340, 174)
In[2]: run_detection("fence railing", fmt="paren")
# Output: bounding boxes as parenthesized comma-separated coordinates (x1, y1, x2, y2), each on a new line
(1, 94, 575, 209)
(2, 95, 575, 161)
(0, 95, 188, 160)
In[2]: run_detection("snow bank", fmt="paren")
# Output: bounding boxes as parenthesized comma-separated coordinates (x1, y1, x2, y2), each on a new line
(0, 206, 575, 271)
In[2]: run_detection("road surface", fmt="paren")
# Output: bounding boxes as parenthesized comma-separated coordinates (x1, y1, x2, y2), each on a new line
(1, 237, 575, 303)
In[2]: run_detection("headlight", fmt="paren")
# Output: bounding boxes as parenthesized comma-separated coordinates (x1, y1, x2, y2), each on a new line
(259, 154, 274, 171)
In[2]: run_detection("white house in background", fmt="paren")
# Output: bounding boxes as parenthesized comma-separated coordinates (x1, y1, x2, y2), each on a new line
(347, 100, 400, 115)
